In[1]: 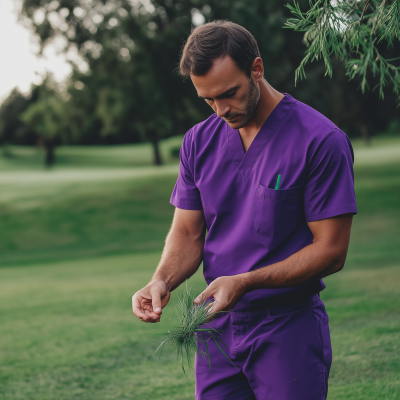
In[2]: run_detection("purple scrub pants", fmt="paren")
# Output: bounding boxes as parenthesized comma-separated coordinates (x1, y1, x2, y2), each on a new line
(195, 293, 332, 400)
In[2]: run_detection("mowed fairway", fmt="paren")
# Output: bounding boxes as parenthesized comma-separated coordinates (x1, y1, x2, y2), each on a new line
(1, 136, 400, 399)
(0, 254, 204, 399)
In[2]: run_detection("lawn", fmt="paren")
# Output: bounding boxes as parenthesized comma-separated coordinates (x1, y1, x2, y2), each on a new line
(0, 135, 399, 399)
(0, 136, 183, 172)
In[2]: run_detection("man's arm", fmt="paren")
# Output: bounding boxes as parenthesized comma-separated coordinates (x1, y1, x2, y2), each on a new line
(194, 214, 353, 315)
(132, 207, 206, 323)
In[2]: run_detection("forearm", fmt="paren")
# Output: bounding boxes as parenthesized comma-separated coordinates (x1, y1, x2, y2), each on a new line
(242, 240, 347, 292)
(151, 226, 205, 292)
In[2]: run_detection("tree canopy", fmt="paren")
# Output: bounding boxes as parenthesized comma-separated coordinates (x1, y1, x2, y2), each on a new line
(20, 79, 69, 166)
(0, 0, 398, 166)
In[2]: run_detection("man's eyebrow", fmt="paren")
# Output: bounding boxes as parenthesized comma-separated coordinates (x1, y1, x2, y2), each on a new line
(198, 86, 239, 100)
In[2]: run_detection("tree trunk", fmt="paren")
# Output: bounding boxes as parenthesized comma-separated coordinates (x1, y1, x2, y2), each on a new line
(357, 122, 371, 145)
(149, 131, 162, 166)
(44, 139, 56, 167)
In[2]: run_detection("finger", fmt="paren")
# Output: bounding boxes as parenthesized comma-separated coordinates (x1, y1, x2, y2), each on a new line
(141, 311, 161, 323)
(203, 301, 216, 312)
(150, 286, 163, 315)
(132, 295, 149, 320)
(194, 288, 212, 305)
(144, 308, 161, 320)
(141, 317, 160, 323)
(209, 297, 228, 313)
(205, 301, 216, 311)
(204, 302, 219, 321)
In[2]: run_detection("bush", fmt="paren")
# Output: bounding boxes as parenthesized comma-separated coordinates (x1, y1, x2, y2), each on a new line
(170, 146, 181, 159)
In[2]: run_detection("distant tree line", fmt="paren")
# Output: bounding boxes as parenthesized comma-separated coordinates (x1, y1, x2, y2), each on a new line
(0, 0, 399, 166)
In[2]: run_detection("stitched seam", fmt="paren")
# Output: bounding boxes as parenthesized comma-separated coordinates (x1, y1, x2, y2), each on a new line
(173, 201, 203, 209)
(320, 360, 325, 400)
(311, 308, 326, 400)
(307, 205, 357, 214)
(252, 189, 295, 237)
(192, 114, 221, 184)
(307, 128, 339, 175)
(295, 101, 336, 130)
(252, 186, 259, 232)
(258, 194, 300, 201)
(198, 394, 253, 400)
(336, 129, 355, 164)
(305, 205, 357, 220)
(244, 101, 296, 180)
(253, 195, 301, 238)
(312, 309, 324, 357)
(226, 123, 244, 179)
(185, 129, 196, 178)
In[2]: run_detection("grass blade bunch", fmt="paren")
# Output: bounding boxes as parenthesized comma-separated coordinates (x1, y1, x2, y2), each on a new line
(150, 281, 238, 375)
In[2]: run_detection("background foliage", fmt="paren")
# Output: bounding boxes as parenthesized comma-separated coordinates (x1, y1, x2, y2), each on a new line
(1, 2, 399, 398)
(285, 0, 400, 103)
(0, 0, 399, 166)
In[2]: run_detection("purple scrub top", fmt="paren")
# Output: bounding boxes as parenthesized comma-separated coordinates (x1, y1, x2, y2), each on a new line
(170, 93, 357, 311)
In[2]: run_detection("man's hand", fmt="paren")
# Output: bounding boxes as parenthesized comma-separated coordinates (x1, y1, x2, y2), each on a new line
(132, 208, 206, 323)
(193, 275, 248, 321)
(132, 280, 171, 323)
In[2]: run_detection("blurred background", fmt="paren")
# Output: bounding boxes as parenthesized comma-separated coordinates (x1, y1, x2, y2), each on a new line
(0, 0, 399, 399)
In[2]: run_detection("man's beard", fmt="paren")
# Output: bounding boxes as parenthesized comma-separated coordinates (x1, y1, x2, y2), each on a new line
(224, 78, 260, 129)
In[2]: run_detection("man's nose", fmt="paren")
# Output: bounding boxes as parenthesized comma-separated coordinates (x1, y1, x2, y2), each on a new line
(215, 100, 230, 118)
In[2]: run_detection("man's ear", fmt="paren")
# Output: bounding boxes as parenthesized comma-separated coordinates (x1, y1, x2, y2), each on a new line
(251, 57, 264, 82)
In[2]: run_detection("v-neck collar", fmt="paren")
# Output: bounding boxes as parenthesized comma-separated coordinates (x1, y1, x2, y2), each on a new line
(226, 93, 296, 180)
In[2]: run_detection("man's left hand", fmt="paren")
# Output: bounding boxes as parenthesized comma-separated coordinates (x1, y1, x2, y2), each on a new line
(193, 275, 248, 320)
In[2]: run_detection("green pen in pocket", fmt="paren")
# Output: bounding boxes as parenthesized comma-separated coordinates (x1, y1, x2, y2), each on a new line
(275, 174, 281, 190)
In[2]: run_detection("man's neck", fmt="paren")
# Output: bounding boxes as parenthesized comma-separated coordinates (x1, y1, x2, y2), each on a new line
(239, 80, 285, 152)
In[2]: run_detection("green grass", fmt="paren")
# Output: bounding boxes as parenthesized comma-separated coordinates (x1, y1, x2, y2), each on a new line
(0, 136, 183, 171)
(0, 174, 179, 266)
(0, 254, 204, 400)
(0, 136, 181, 266)
(0, 136, 400, 399)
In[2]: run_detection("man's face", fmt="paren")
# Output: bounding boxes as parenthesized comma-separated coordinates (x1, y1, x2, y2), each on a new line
(191, 56, 260, 129)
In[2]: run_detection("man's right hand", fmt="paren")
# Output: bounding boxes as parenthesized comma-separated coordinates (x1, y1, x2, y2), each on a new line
(132, 280, 171, 323)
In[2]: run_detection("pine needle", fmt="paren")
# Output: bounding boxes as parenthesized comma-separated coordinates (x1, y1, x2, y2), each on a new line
(284, 0, 400, 104)
(148, 280, 238, 376)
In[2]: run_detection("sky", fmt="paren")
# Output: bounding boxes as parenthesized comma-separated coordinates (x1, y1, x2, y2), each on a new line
(0, 0, 205, 105)
(0, 0, 71, 104)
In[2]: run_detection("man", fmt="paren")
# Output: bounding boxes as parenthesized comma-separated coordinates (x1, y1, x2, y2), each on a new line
(132, 20, 357, 400)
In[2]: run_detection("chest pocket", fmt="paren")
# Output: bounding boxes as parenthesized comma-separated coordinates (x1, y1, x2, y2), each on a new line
(253, 184, 302, 238)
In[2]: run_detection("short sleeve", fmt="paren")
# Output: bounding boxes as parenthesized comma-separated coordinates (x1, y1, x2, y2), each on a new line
(304, 129, 357, 222)
(170, 130, 203, 210)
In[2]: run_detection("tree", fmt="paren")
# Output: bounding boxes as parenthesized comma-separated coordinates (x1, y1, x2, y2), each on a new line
(17, 0, 399, 151)
(20, 83, 68, 167)
(285, 0, 400, 105)
(0, 88, 38, 147)
(19, 0, 211, 165)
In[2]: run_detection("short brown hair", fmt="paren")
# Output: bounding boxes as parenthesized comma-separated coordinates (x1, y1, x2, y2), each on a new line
(179, 20, 261, 77)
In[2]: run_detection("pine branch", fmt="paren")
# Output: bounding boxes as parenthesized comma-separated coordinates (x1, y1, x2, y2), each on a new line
(285, 0, 400, 103)
(378, 0, 400, 43)
(359, 0, 372, 25)
(148, 281, 237, 375)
